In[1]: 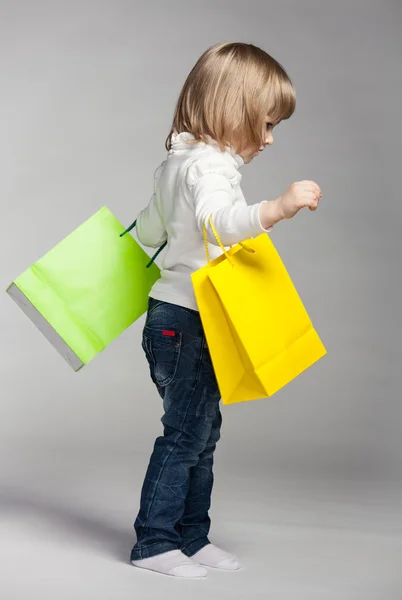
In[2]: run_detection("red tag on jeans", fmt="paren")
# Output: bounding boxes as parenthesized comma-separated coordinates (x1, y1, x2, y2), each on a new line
(162, 330, 175, 337)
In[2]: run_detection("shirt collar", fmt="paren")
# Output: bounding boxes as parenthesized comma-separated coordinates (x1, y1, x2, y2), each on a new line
(170, 132, 245, 168)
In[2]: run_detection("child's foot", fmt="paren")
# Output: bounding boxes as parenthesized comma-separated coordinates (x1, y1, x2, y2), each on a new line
(131, 549, 208, 578)
(191, 544, 241, 570)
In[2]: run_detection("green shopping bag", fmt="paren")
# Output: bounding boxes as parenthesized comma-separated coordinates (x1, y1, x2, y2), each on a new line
(6, 207, 163, 370)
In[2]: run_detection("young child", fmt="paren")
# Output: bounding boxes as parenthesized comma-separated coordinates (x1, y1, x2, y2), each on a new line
(130, 42, 322, 578)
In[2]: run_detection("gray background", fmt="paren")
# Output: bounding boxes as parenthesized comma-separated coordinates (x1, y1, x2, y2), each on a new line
(1, 0, 401, 598)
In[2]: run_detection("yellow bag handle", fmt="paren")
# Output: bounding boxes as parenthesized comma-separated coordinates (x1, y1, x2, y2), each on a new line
(202, 215, 255, 267)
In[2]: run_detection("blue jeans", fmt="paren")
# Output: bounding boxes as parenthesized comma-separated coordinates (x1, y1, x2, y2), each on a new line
(130, 297, 222, 561)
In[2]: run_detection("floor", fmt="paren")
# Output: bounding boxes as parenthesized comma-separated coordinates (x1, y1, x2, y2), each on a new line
(1, 445, 401, 600)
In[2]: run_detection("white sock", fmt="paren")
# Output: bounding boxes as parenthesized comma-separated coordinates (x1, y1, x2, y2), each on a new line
(191, 544, 241, 570)
(131, 549, 208, 578)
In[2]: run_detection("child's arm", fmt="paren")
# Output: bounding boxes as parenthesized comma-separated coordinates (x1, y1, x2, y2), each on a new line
(187, 160, 322, 246)
(187, 160, 279, 246)
(136, 165, 168, 248)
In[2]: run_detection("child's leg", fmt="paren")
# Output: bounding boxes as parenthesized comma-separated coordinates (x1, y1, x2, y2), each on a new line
(130, 300, 221, 563)
(177, 405, 222, 556)
(178, 406, 241, 570)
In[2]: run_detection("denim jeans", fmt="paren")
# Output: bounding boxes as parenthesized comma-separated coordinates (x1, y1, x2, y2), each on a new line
(130, 297, 222, 561)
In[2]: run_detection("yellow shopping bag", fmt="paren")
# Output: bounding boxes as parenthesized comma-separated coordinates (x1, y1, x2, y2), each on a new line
(191, 216, 327, 404)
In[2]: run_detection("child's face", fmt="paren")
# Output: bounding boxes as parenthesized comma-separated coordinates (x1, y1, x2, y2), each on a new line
(238, 115, 277, 164)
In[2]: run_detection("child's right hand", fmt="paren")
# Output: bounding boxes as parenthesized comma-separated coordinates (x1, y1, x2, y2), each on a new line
(277, 180, 323, 219)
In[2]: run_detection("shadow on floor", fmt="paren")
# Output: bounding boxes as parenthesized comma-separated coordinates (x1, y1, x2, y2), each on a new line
(0, 486, 135, 562)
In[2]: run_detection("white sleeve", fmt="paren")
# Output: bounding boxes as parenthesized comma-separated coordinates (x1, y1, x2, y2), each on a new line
(136, 164, 168, 248)
(186, 158, 272, 247)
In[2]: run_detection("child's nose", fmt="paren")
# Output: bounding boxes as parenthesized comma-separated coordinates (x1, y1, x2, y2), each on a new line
(260, 137, 273, 151)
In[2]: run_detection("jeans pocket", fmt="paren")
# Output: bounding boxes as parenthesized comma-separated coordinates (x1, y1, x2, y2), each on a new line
(142, 326, 182, 387)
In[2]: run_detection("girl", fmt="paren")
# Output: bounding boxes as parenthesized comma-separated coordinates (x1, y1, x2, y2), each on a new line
(130, 42, 322, 578)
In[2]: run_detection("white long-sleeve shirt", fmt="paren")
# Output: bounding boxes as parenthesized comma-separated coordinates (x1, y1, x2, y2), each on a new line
(136, 131, 272, 311)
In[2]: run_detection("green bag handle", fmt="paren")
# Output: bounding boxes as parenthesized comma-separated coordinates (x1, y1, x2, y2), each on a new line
(120, 219, 167, 268)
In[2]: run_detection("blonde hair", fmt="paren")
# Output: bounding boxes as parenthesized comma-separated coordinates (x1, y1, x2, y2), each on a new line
(165, 42, 296, 153)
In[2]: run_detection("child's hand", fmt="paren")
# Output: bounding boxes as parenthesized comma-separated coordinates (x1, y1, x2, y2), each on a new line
(277, 180, 323, 219)
(259, 181, 323, 229)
